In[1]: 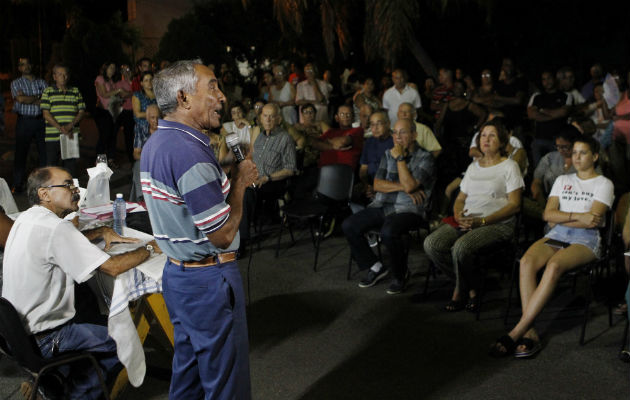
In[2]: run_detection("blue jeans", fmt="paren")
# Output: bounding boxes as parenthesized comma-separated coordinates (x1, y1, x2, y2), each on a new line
(13, 115, 46, 189)
(36, 323, 119, 399)
(342, 208, 424, 280)
(162, 258, 251, 400)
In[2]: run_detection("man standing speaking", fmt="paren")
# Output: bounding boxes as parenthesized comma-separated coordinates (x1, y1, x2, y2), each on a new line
(140, 59, 257, 399)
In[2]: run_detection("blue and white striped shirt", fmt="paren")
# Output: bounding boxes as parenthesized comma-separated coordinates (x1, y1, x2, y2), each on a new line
(140, 119, 236, 261)
(10, 76, 47, 116)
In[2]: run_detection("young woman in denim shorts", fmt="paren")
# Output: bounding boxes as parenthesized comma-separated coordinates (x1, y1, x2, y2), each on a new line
(490, 136, 614, 358)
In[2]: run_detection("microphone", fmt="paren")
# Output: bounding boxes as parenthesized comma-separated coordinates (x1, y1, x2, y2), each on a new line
(225, 133, 255, 187)
(225, 134, 245, 163)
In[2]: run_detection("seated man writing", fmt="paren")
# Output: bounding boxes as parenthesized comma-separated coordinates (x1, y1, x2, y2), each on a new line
(2, 166, 160, 399)
(342, 118, 435, 294)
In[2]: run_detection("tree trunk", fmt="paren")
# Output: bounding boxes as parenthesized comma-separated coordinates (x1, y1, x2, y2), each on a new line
(407, 37, 438, 79)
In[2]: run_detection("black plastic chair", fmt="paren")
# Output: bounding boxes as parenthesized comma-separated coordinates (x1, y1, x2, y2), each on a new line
(504, 211, 615, 345)
(0, 297, 110, 400)
(275, 164, 354, 271)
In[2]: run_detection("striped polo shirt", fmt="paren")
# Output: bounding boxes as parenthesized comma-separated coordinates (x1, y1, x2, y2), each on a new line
(140, 119, 236, 261)
(39, 85, 85, 142)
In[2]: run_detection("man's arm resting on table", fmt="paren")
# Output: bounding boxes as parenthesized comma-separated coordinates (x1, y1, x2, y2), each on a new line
(99, 246, 151, 277)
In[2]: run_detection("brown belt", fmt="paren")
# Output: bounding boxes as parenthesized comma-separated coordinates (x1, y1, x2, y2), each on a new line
(169, 251, 237, 268)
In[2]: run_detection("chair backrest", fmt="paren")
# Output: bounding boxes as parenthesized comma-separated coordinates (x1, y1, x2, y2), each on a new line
(315, 164, 354, 202)
(599, 210, 615, 260)
(0, 297, 44, 372)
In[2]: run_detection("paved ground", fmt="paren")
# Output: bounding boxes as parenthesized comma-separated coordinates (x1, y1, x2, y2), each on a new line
(0, 145, 628, 399)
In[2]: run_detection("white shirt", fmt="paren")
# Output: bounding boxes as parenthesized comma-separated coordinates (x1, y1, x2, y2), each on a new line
(222, 121, 251, 144)
(460, 159, 524, 218)
(296, 79, 332, 123)
(2, 206, 110, 334)
(382, 85, 422, 127)
(549, 174, 614, 217)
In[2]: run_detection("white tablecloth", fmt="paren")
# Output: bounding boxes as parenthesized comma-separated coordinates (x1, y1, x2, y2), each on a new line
(104, 227, 165, 387)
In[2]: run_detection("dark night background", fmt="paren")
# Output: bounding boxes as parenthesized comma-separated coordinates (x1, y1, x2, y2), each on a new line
(1, 0, 629, 100)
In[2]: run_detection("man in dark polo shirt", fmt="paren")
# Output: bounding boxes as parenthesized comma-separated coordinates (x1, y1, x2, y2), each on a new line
(10, 57, 48, 192)
(358, 111, 393, 202)
(140, 59, 258, 399)
(527, 71, 571, 165)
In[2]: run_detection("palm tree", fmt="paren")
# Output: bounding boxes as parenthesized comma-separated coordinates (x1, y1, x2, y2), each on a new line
(244, 0, 438, 77)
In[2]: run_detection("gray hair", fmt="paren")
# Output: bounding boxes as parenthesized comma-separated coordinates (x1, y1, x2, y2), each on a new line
(153, 58, 203, 115)
(26, 167, 56, 206)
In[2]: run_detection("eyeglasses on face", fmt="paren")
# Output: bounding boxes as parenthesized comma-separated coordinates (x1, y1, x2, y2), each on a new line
(555, 144, 572, 151)
(44, 182, 76, 190)
(338, 112, 352, 118)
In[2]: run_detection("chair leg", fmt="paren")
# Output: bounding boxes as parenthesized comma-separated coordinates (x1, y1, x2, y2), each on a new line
(580, 270, 594, 345)
(313, 215, 324, 271)
(423, 262, 434, 297)
(275, 217, 285, 258)
(504, 258, 520, 326)
(347, 250, 353, 280)
(476, 268, 487, 321)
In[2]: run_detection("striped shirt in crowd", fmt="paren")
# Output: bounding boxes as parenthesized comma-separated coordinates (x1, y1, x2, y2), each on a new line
(40, 86, 85, 142)
(252, 127, 297, 177)
(10, 76, 47, 116)
(369, 144, 436, 218)
(140, 119, 236, 261)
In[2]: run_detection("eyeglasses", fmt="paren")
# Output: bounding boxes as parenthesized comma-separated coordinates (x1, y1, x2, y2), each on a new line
(555, 144, 572, 151)
(302, 110, 315, 115)
(338, 112, 352, 117)
(370, 120, 386, 126)
(481, 73, 491, 78)
(44, 182, 76, 190)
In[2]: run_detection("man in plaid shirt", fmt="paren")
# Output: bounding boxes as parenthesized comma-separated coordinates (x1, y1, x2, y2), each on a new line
(10, 57, 48, 192)
(343, 118, 435, 295)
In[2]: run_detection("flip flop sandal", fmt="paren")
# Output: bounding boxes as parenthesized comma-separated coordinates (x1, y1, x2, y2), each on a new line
(514, 338, 543, 358)
(444, 299, 466, 312)
(465, 297, 480, 313)
(489, 335, 517, 358)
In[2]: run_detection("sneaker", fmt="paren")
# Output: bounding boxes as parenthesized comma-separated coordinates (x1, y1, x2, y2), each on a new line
(358, 268, 389, 288)
(386, 270, 410, 295)
(366, 232, 379, 248)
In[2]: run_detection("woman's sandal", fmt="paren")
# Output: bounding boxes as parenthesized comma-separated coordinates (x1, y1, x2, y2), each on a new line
(514, 338, 542, 358)
(444, 299, 466, 312)
(488, 335, 517, 358)
(465, 297, 480, 313)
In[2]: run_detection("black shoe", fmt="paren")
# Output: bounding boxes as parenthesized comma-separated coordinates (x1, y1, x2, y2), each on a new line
(386, 270, 410, 295)
(358, 268, 389, 288)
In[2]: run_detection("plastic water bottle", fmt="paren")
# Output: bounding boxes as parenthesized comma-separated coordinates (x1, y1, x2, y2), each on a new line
(113, 193, 126, 235)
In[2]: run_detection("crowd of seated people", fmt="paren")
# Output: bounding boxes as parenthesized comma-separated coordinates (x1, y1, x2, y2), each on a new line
(208, 58, 629, 358)
(4, 55, 630, 400)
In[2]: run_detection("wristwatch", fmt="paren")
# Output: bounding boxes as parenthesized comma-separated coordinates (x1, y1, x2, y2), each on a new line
(395, 155, 405, 162)
(145, 244, 154, 257)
